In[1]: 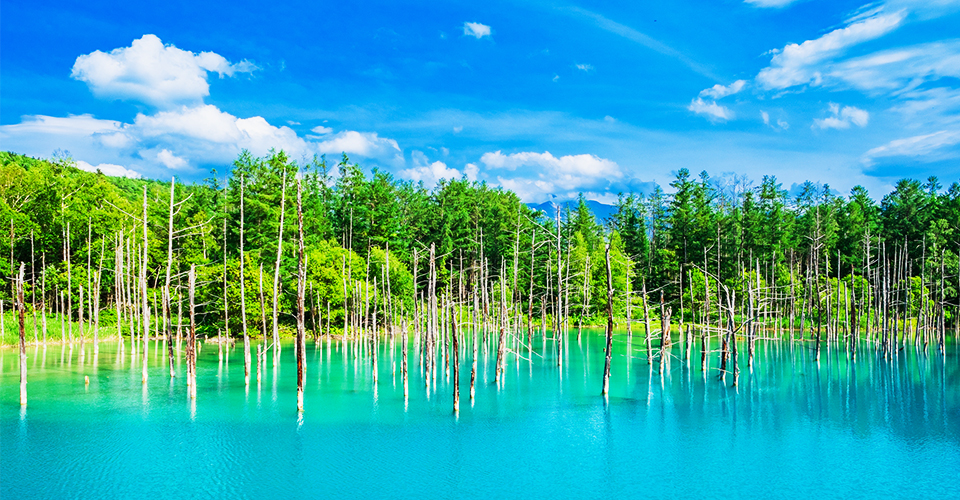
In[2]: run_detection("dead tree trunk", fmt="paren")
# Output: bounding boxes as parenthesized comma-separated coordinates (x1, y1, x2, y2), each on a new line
(272, 171, 287, 365)
(642, 281, 652, 364)
(164, 178, 177, 378)
(452, 302, 460, 414)
(296, 178, 306, 412)
(141, 186, 150, 385)
(602, 245, 614, 396)
(18, 264, 27, 406)
(187, 265, 197, 399)
(578, 254, 590, 341)
(240, 176, 250, 385)
(659, 290, 672, 374)
(527, 230, 536, 344)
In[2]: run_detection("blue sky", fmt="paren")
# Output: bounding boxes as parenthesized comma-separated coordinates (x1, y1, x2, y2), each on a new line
(2, 0, 959, 202)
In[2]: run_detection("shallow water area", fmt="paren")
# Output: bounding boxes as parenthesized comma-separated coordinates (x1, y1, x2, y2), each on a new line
(3, 331, 959, 499)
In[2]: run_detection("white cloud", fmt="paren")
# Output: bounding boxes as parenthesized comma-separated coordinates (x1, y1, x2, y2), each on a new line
(892, 87, 960, 127)
(552, 74, 560, 82)
(155, 149, 188, 170)
(464, 163, 479, 182)
(699, 80, 747, 99)
(756, 10, 905, 90)
(127, 104, 311, 164)
(463, 22, 491, 39)
(316, 130, 403, 166)
(76, 160, 141, 179)
(688, 98, 734, 121)
(761, 110, 770, 125)
(399, 151, 464, 188)
(576, 64, 594, 72)
(481, 151, 621, 177)
(862, 130, 960, 164)
(884, 0, 960, 19)
(478, 150, 623, 202)
(0, 113, 121, 137)
(813, 103, 869, 130)
(827, 40, 960, 94)
(0, 106, 404, 175)
(71, 34, 258, 108)
(4, 35, 417, 178)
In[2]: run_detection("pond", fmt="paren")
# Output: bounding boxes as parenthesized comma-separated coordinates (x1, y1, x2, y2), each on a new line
(2, 329, 958, 498)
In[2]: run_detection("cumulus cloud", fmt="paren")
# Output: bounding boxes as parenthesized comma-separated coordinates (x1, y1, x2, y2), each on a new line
(1, 107, 402, 175)
(479, 150, 623, 203)
(813, 103, 869, 130)
(398, 151, 468, 188)
(862, 130, 960, 165)
(4, 35, 414, 178)
(71, 34, 258, 108)
(756, 10, 904, 90)
(76, 160, 142, 179)
(463, 22, 491, 39)
(688, 98, 734, 121)
(699, 80, 747, 99)
(576, 64, 594, 72)
(316, 130, 403, 165)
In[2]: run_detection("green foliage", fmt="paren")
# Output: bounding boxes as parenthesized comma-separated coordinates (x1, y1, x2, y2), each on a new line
(1, 148, 959, 342)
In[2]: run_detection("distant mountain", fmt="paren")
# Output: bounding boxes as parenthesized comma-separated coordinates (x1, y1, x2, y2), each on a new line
(526, 199, 618, 223)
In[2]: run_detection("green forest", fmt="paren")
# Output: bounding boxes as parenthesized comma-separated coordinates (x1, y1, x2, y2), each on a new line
(1, 149, 957, 351)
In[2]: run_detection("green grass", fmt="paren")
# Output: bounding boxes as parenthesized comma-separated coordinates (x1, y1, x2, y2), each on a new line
(0, 310, 122, 347)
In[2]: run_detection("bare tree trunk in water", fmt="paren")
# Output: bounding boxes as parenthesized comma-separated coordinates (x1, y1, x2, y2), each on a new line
(578, 254, 590, 341)
(659, 290, 672, 374)
(296, 178, 306, 412)
(18, 265, 27, 406)
(240, 176, 250, 385)
(527, 231, 536, 344)
(141, 186, 150, 385)
(471, 287, 479, 400)
(727, 289, 739, 387)
(187, 265, 197, 399)
(42, 253, 48, 344)
(402, 320, 408, 399)
(272, 171, 287, 365)
(643, 281, 652, 364)
(602, 245, 613, 396)
(452, 305, 460, 414)
(258, 264, 266, 382)
(164, 178, 177, 378)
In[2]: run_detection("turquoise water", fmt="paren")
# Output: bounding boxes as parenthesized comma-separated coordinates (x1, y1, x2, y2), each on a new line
(2, 330, 959, 498)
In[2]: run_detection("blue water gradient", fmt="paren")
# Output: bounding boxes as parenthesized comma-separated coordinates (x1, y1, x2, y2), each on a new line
(2, 330, 958, 498)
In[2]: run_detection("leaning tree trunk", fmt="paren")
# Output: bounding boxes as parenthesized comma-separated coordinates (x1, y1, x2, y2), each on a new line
(602, 245, 614, 396)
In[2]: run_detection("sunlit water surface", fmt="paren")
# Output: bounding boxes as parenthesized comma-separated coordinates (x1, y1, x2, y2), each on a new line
(3, 330, 959, 498)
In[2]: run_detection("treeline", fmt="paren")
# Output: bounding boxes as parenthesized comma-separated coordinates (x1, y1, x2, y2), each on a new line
(0, 150, 958, 348)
